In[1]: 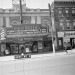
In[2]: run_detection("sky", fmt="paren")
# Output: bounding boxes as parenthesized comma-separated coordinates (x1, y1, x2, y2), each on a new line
(0, 0, 54, 9)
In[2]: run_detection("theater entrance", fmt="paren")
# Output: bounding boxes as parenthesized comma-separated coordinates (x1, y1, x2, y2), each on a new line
(6, 43, 19, 55)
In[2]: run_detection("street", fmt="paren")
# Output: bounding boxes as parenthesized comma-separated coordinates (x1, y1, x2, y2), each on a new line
(0, 49, 75, 75)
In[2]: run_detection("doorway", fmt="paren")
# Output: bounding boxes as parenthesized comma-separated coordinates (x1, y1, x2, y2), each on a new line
(70, 38, 75, 49)
(58, 38, 63, 50)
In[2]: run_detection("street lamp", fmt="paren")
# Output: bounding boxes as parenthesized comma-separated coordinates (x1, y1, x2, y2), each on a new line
(48, 3, 55, 54)
(19, 0, 23, 24)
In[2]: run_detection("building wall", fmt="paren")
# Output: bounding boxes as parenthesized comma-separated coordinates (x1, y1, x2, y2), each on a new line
(54, 1, 75, 50)
(0, 17, 3, 27)
(0, 10, 51, 31)
(54, 1, 75, 31)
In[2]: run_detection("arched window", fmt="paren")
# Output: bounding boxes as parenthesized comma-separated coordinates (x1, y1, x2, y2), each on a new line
(43, 20, 50, 26)
(23, 20, 30, 24)
(11, 20, 20, 25)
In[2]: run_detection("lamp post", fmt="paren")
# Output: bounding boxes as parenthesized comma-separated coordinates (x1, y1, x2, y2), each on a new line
(19, 0, 23, 24)
(48, 3, 55, 54)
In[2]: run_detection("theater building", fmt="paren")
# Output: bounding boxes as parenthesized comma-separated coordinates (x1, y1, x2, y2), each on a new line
(0, 0, 54, 56)
(54, 0, 75, 50)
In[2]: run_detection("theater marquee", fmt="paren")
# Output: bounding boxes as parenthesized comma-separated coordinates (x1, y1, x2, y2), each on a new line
(6, 24, 49, 37)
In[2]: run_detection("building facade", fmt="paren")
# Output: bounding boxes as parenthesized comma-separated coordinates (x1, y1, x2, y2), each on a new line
(54, 0, 75, 50)
(0, 0, 55, 56)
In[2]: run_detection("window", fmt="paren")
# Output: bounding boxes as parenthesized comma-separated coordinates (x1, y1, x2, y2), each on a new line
(59, 10, 62, 14)
(66, 22, 70, 30)
(11, 20, 20, 25)
(73, 21, 75, 29)
(60, 22, 63, 26)
(72, 9, 75, 16)
(43, 20, 50, 26)
(59, 22, 64, 30)
(65, 10, 68, 13)
(72, 8, 75, 14)
(23, 20, 30, 24)
(72, 10, 75, 14)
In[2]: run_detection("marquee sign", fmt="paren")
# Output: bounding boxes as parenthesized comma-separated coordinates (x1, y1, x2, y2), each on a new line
(6, 24, 48, 37)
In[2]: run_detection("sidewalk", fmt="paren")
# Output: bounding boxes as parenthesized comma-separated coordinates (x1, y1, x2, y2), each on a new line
(0, 49, 75, 62)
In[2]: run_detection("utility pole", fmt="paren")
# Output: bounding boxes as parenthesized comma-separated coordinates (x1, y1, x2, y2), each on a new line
(19, 0, 23, 24)
(48, 3, 55, 54)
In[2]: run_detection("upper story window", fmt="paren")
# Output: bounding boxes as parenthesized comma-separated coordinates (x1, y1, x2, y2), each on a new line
(72, 10, 75, 14)
(59, 22, 64, 30)
(23, 20, 30, 24)
(59, 20, 64, 30)
(43, 20, 50, 26)
(65, 10, 68, 13)
(11, 20, 20, 25)
(60, 22, 63, 26)
(65, 8, 69, 13)
(66, 22, 70, 30)
(58, 10, 62, 14)
(72, 8, 75, 14)
(31, 16, 35, 24)
(73, 21, 75, 29)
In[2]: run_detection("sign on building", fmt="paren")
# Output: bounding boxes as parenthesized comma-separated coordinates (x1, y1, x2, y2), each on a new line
(0, 28, 5, 40)
(6, 25, 48, 37)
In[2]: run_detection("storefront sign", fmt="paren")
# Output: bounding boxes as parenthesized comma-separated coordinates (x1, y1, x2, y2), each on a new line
(58, 31, 75, 38)
(58, 32, 64, 37)
(64, 31, 75, 38)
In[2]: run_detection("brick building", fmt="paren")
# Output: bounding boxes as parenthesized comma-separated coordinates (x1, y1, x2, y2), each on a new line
(0, 0, 54, 56)
(54, 0, 75, 50)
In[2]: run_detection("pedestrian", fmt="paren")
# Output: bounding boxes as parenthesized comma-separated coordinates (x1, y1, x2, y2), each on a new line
(64, 43, 68, 53)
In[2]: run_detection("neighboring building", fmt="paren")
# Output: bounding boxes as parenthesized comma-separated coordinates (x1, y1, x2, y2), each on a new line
(0, 0, 53, 56)
(54, 0, 75, 50)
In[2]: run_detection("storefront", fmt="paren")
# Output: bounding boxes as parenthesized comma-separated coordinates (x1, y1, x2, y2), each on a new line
(58, 31, 75, 50)
(0, 24, 52, 56)
(0, 37, 52, 56)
